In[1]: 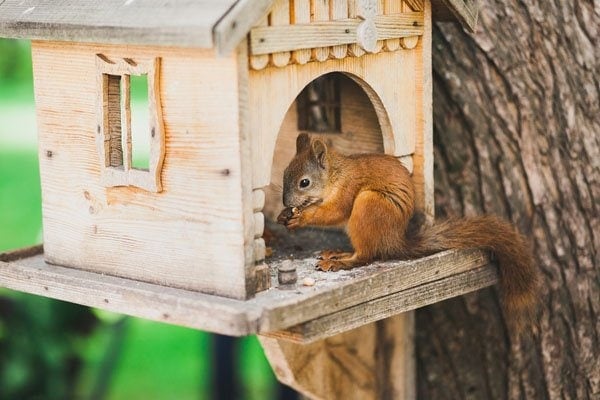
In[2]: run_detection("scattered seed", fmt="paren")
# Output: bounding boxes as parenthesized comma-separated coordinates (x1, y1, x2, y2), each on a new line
(302, 277, 316, 287)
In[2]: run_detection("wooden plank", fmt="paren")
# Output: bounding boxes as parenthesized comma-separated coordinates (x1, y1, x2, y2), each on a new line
(121, 73, 132, 171)
(249, 12, 424, 55)
(404, 0, 425, 11)
(0, 0, 477, 51)
(382, 313, 416, 399)
(249, 16, 270, 70)
(33, 41, 250, 299)
(265, 265, 498, 343)
(291, 0, 312, 64)
(145, 57, 166, 193)
(214, 0, 274, 55)
(312, 0, 332, 62)
(411, 0, 433, 215)
(347, 0, 366, 57)
(0, 246, 496, 337)
(400, 0, 420, 49)
(234, 42, 268, 295)
(269, 0, 292, 67)
(0, 0, 237, 49)
(0, 247, 259, 336)
(255, 248, 492, 332)
(383, 0, 402, 51)
(373, 0, 385, 53)
(329, 0, 349, 59)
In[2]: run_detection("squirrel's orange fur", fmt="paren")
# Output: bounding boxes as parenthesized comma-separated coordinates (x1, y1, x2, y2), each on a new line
(277, 133, 540, 335)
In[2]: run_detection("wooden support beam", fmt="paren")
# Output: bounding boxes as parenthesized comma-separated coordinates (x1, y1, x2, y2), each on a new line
(258, 313, 415, 400)
(249, 12, 424, 56)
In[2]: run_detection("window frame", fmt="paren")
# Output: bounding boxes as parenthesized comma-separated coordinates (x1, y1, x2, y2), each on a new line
(95, 54, 164, 192)
(296, 74, 342, 134)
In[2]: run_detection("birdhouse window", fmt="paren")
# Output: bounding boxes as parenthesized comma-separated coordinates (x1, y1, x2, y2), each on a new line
(95, 55, 164, 192)
(130, 74, 151, 171)
(297, 74, 341, 133)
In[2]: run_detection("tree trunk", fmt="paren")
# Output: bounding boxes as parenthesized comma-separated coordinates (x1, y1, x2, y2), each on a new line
(417, 1, 599, 399)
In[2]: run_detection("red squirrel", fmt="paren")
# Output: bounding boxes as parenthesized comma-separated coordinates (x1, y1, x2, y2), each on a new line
(277, 133, 539, 334)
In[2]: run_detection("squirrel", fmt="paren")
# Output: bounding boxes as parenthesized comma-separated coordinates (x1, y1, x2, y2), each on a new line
(277, 133, 540, 335)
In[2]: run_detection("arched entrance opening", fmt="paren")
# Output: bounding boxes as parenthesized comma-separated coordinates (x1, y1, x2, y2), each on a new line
(263, 72, 394, 258)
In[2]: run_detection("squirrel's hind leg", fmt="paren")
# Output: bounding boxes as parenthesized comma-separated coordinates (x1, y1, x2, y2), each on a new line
(347, 190, 411, 260)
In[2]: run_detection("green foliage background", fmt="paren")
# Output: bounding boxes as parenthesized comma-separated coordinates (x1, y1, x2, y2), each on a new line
(0, 39, 276, 399)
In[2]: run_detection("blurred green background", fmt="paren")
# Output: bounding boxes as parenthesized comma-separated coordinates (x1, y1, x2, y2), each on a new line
(0, 39, 280, 399)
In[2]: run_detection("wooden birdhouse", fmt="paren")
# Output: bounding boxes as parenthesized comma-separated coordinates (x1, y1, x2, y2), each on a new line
(0, 0, 485, 398)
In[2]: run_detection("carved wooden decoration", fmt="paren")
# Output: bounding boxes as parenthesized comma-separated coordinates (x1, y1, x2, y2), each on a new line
(248, 0, 425, 69)
(96, 54, 165, 192)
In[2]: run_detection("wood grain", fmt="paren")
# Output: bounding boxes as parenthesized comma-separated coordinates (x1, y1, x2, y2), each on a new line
(259, 321, 387, 399)
(291, 0, 312, 64)
(0, 249, 255, 336)
(411, 1, 433, 215)
(0, 246, 496, 337)
(256, 248, 491, 332)
(249, 16, 270, 70)
(373, 0, 385, 53)
(0, 0, 237, 49)
(95, 55, 165, 192)
(213, 0, 274, 55)
(430, 0, 478, 32)
(33, 41, 251, 299)
(404, 0, 425, 11)
(382, 0, 402, 51)
(249, 48, 417, 189)
(269, 0, 292, 67)
(330, 0, 349, 59)
(263, 74, 384, 221)
(0, 0, 477, 52)
(249, 12, 424, 56)
(347, 0, 366, 57)
(266, 265, 498, 342)
(312, 0, 332, 62)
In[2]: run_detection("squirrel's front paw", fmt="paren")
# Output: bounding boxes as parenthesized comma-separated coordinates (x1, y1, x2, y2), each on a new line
(277, 207, 301, 230)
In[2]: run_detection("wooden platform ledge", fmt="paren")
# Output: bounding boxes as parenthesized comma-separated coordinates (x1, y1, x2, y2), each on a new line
(0, 245, 497, 342)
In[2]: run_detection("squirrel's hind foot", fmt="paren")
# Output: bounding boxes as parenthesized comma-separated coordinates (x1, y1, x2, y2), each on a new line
(316, 253, 364, 272)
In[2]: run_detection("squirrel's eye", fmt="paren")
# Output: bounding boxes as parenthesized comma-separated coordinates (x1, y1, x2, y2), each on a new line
(299, 178, 310, 188)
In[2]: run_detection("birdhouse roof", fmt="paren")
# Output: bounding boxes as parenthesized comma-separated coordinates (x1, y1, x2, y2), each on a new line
(0, 0, 478, 55)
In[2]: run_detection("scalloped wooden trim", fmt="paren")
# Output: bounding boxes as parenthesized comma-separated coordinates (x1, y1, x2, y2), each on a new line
(249, 12, 424, 66)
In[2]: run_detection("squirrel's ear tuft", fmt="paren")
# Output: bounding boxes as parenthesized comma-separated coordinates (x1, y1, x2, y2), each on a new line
(296, 133, 311, 154)
(311, 139, 328, 169)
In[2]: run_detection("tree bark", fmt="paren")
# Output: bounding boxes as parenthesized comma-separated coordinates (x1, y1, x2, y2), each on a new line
(417, 1, 599, 399)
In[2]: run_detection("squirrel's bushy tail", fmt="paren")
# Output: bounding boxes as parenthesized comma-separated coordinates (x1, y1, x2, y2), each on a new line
(406, 215, 540, 335)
